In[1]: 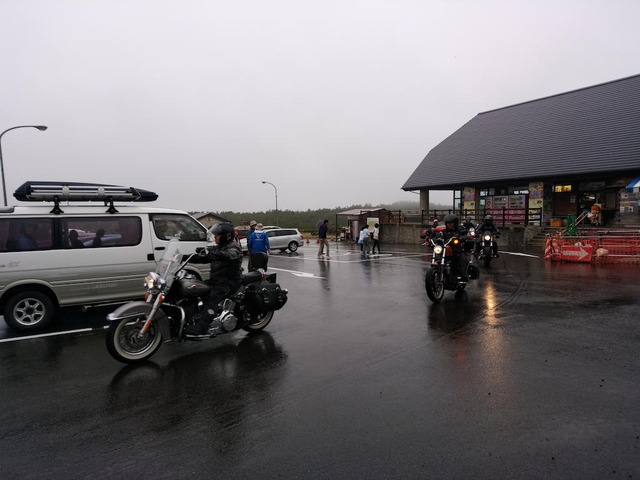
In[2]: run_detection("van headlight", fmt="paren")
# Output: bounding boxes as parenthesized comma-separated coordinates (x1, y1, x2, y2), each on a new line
(433, 245, 443, 255)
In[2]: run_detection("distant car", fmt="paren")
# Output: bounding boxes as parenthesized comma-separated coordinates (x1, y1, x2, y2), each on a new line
(241, 228, 304, 253)
(236, 227, 250, 240)
(235, 225, 279, 241)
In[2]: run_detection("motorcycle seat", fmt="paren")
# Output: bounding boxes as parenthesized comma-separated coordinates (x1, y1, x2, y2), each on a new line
(241, 271, 263, 285)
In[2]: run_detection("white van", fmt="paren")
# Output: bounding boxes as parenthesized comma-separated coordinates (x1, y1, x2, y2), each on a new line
(0, 181, 213, 332)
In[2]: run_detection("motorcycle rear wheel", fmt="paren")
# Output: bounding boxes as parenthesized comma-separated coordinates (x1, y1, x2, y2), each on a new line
(242, 310, 274, 332)
(107, 318, 163, 364)
(425, 268, 445, 303)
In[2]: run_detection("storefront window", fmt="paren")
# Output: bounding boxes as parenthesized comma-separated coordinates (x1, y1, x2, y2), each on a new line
(453, 190, 462, 210)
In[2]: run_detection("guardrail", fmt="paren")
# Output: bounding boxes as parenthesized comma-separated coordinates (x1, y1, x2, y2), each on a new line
(544, 232, 640, 263)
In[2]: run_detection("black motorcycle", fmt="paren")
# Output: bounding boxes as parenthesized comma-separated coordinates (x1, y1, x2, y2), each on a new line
(106, 240, 287, 363)
(477, 230, 499, 267)
(425, 235, 479, 303)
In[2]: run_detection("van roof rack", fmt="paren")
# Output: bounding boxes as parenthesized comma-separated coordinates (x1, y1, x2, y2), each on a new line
(13, 181, 159, 214)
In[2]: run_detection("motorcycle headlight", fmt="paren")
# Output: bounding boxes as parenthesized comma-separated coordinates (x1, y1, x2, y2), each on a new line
(144, 272, 166, 292)
(433, 245, 443, 255)
(484, 234, 491, 241)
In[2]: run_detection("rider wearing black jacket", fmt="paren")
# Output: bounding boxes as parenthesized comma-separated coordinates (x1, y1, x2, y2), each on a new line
(185, 222, 243, 336)
(441, 214, 470, 280)
(475, 214, 500, 257)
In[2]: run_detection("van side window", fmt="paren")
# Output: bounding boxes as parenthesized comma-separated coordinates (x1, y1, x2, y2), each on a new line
(0, 219, 53, 252)
(61, 217, 142, 248)
(150, 214, 207, 242)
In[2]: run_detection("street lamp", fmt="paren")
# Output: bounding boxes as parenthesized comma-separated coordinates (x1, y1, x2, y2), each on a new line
(0, 125, 48, 206)
(261, 181, 278, 226)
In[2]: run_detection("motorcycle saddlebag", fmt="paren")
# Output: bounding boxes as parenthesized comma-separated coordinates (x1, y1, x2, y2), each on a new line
(243, 283, 288, 314)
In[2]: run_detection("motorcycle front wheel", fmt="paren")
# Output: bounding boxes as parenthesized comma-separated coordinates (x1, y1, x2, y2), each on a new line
(242, 310, 274, 332)
(106, 317, 163, 364)
(425, 267, 445, 303)
(483, 246, 492, 267)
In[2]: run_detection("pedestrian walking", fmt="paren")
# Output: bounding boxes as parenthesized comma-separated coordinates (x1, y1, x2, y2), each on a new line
(246, 220, 258, 271)
(361, 224, 371, 257)
(248, 223, 270, 256)
(371, 223, 380, 254)
(317, 219, 330, 258)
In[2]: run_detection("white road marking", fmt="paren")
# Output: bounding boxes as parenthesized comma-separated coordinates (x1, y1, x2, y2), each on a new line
(501, 251, 540, 258)
(267, 267, 323, 278)
(0, 325, 108, 343)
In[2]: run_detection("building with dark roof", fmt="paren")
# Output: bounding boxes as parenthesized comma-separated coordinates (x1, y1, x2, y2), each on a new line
(193, 212, 231, 229)
(403, 74, 640, 227)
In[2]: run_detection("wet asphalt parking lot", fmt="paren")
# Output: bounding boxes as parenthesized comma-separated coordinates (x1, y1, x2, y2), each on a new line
(1, 241, 639, 479)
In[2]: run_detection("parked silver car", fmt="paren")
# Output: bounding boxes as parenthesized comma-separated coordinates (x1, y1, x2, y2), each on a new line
(241, 228, 304, 253)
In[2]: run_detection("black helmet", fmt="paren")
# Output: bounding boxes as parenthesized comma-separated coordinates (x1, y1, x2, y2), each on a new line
(484, 215, 493, 224)
(210, 222, 234, 245)
(443, 214, 459, 228)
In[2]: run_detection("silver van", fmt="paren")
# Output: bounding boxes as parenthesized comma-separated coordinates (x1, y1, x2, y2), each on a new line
(0, 182, 212, 332)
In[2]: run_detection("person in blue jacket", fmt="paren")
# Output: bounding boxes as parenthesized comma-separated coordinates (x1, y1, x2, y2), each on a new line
(248, 223, 270, 258)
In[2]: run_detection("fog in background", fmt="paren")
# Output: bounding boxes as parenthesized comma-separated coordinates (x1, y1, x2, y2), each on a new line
(2, 0, 639, 212)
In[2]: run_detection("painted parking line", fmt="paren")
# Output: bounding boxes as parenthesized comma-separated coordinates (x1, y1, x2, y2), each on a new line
(0, 325, 109, 343)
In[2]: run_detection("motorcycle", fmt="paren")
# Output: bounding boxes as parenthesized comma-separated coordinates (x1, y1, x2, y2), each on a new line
(420, 225, 446, 245)
(106, 239, 288, 363)
(476, 230, 499, 267)
(424, 235, 479, 303)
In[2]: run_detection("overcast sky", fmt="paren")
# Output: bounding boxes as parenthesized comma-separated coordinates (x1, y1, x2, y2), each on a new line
(2, 0, 639, 213)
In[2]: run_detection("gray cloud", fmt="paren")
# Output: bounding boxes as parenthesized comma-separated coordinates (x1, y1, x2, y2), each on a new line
(2, 0, 639, 212)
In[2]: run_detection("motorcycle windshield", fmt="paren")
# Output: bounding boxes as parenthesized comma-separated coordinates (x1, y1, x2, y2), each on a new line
(155, 238, 183, 288)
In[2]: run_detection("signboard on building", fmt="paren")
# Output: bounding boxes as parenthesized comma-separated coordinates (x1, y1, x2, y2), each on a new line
(463, 187, 475, 211)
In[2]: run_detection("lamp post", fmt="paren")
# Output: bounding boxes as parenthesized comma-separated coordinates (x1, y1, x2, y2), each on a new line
(261, 181, 278, 226)
(0, 125, 48, 206)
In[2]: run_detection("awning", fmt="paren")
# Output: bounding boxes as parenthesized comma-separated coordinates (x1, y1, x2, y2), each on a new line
(627, 176, 640, 193)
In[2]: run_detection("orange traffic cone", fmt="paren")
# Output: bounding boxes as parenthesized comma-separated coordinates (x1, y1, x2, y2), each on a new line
(306, 236, 310, 244)
(316, 236, 319, 243)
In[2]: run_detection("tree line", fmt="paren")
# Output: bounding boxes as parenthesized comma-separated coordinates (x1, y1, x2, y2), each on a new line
(194, 201, 452, 231)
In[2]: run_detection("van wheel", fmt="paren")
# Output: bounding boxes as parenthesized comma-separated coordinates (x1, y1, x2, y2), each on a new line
(4, 291, 55, 332)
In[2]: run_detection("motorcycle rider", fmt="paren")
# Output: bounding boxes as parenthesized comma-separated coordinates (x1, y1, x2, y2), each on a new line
(440, 214, 470, 280)
(461, 216, 476, 256)
(474, 214, 500, 257)
(185, 222, 243, 337)
(421, 218, 440, 242)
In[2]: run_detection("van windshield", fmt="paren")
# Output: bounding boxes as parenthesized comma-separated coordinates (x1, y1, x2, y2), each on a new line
(151, 214, 208, 242)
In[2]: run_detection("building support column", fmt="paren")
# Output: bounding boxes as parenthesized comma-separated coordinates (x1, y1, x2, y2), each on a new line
(420, 190, 429, 212)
